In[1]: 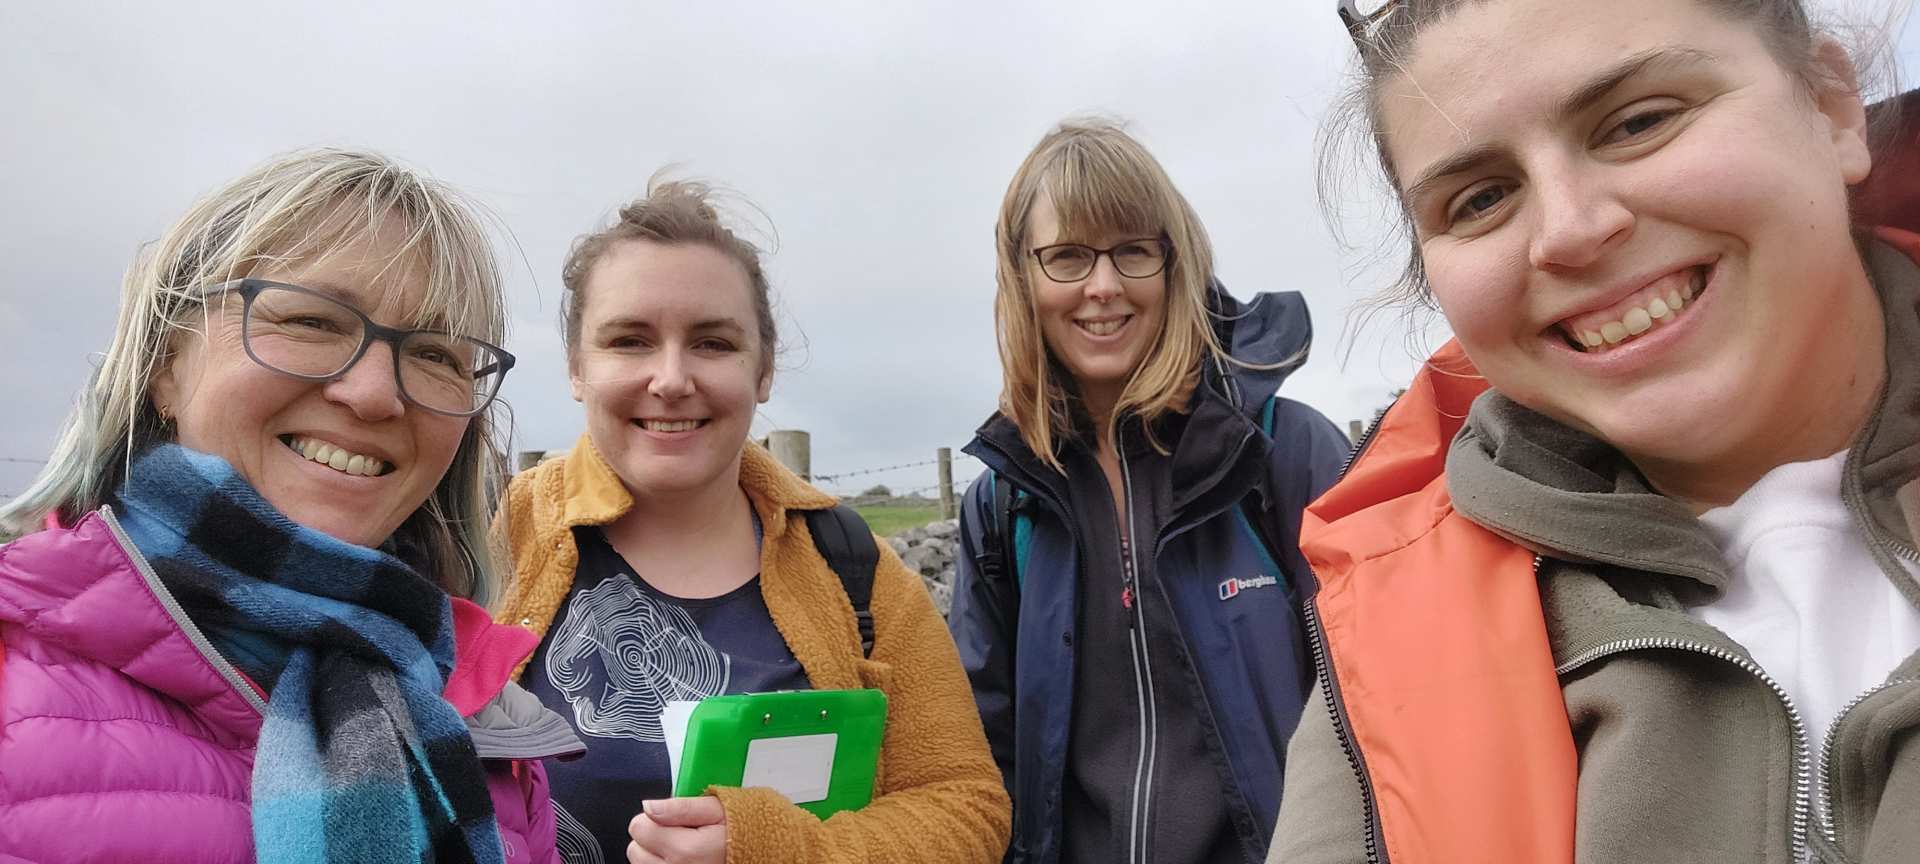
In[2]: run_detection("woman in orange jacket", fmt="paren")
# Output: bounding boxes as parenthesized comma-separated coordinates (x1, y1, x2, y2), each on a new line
(494, 179, 1010, 864)
(1271, 1, 1920, 862)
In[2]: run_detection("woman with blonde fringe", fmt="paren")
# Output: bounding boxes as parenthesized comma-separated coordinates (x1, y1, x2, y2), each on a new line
(0, 149, 581, 864)
(947, 120, 1351, 864)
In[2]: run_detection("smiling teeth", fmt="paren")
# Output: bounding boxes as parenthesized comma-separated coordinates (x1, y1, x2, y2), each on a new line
(285, 436, 389, 477)
(643, 419, 702, 433)
(1079, 318, 1127, 336)
(1568, 268, 1701, 352)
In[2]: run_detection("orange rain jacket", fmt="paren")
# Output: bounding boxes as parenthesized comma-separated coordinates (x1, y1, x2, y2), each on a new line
(1296, 343, 1576, 863)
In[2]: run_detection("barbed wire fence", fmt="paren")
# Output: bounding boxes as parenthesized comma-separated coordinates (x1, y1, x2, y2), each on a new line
(812, 453, 975, 485)
(812, 450, 981, 506)
(806, 447, 982, 524)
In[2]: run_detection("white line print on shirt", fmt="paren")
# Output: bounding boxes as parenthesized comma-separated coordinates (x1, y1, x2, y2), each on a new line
(545, 575, 733, 741)
(553, 801, 607, 864)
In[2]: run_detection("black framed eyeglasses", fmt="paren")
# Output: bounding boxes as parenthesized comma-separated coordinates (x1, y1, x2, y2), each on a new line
(201, 278, 516, 417)
(1338, 0, 1398, 37)
(1029, 238, 1170, 283)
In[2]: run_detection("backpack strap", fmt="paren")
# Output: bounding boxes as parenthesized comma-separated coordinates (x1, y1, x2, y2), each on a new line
(1007, 490, 1031, 592)
(974, 471, 1030, 591)
(990, 468, 1021, 576)
(1236, 393, 1292, 577)
(804, 504, 881, 657)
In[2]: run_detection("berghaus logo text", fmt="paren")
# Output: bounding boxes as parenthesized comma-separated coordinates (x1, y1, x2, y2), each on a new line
(1217, 574, 1278, 600)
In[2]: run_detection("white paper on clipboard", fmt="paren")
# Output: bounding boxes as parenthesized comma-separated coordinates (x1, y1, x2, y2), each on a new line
(662, 700, 699, 787)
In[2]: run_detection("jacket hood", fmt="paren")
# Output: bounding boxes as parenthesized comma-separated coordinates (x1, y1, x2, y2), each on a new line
(1207, 284, 1313, 414)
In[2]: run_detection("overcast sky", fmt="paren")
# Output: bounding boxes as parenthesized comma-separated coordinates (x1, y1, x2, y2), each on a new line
(2, 1, 1911, 499)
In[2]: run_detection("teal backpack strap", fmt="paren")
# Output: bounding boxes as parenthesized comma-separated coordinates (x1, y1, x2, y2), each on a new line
(979, 471, 1030, 593)
(1237, 393, 1288, 585)
(1009, 495, 1031, 593)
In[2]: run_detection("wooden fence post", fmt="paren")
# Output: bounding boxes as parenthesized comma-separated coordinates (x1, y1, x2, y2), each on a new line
(937, 447, 955, 520)
(768, 430, 812, 481)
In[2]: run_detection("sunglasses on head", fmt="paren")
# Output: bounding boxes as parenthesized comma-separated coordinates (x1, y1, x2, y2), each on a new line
(1338, 0, 1399, 39)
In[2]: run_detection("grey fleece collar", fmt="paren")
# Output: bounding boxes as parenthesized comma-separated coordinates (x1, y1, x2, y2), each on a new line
(1446, 393, 1729, 601)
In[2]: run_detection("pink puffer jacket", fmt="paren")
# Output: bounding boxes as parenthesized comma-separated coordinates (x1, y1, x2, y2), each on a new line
(0, 509, 585, 864)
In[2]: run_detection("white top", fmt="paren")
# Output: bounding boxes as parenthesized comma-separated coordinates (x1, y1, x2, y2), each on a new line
(1693, 450, 1920, 746)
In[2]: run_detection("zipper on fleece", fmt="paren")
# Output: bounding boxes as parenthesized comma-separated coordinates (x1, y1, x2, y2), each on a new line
(101, 506, 268, 716)
(1118, 448, 1161, 864)
(1838, 376, 1920, 567)
(1299, 596, 1389, 864)
(1816, 675, 1920, 848)
(1555, 636, 1813, 863)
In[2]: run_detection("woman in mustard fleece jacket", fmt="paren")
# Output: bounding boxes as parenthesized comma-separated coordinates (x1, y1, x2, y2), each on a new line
(495, 178, 1010, 864)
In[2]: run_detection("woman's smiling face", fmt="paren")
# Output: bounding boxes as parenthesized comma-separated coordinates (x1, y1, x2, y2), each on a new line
(1026, 194, 1169, 413)
(151, 226, 472, 547)
(568, 240, 772, 501)
(1380, 0, 1878, 499)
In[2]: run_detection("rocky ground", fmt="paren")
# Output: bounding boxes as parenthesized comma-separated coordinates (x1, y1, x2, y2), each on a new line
(887, 518, 960, 617)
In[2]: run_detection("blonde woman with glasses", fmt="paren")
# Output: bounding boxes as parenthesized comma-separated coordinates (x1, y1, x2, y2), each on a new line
(948, 120, 1351, 864)
(0, 149, 581, 864)
(1272, 1, 1920, 861)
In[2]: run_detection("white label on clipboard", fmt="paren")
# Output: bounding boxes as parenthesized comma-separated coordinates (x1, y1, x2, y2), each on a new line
(742, 733, 838, 804)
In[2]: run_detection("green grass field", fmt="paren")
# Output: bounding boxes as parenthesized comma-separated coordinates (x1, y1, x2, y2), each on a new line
(854, 504, 947, 537)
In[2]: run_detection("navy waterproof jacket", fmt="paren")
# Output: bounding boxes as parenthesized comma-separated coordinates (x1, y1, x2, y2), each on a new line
(950, 287, 1351, 864)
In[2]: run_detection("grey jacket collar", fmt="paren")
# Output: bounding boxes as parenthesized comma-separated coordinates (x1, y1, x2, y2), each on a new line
(466, 680, 586, 762)
(1844, 240, 1920, 605)
(1446, 237, 1920, 611)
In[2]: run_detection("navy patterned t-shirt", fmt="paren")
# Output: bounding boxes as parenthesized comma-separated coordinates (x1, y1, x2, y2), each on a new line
(524, 524, 811, 864)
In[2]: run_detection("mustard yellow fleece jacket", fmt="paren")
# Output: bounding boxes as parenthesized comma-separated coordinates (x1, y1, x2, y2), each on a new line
(495, 436, 1011, 864)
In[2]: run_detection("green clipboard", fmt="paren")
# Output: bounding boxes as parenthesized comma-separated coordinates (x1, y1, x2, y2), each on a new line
(665, 688, 886, 819)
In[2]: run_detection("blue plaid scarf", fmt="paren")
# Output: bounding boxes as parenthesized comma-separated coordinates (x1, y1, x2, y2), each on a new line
(114, 444, 505, 864)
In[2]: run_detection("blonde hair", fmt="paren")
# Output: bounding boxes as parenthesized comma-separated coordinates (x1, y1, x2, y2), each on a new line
(993, 119, 1228, 471)
(0, 148, 512, 606)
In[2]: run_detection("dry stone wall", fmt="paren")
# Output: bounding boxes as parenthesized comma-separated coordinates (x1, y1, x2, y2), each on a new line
(887, 518, 960, 617)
